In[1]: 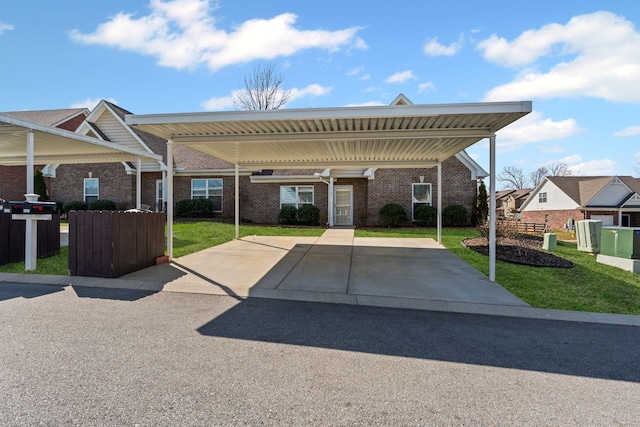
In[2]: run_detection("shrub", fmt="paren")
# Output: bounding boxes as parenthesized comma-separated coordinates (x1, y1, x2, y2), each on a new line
(88, 199, 117, 211)
(414, 205, 437, 226)
(63, 201, 87, 213)
(278, 205, 298, 225)
(175, 198, 214, 218)
(443, 204, 468, 227)
(378, 203, 407, 227)
(297, 205, 320, 226)
(34, 169, 49, 201)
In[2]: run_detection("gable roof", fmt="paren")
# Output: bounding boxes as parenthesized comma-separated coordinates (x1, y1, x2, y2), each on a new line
(1, 108, 89, 129)
(549, 176, 624, 205)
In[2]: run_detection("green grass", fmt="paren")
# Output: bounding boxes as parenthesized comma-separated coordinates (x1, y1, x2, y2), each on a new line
(0, 247, 70, 276)
(356, 227, 640, 315)
(172, 221, 324, 258)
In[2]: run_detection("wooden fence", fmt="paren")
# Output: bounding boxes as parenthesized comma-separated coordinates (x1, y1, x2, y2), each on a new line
(0, 212, 60, 266)
(68, 211, 165, 278)
(494, 220, 546, 236)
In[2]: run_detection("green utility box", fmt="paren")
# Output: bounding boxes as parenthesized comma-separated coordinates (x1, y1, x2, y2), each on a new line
(576, 220, 602, 253)
(600, 227, 640, 259)
(543, 233, 557, 251)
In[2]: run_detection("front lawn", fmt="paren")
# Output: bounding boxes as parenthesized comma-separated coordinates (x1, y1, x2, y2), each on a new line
(356, 227, 640, 315)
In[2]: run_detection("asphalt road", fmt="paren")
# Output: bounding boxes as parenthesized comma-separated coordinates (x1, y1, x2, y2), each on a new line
(0, 282, 639, 426)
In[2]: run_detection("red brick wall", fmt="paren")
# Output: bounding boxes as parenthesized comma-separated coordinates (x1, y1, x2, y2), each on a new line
(366, 157, 476, 226)
(0, 165, 49, 201)
(50, 163, 135, 209)
(520, 209, 585, 231)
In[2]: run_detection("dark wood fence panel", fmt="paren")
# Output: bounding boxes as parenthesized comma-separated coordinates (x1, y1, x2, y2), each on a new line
(0, 212, 60, 267)
(68, 211, 165, 278)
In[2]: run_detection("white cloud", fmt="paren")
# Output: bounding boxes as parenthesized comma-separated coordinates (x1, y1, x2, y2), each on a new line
(385, 70, 416, 84)
(361, 73, 370, 80)
(345, 101, 385, 107)
(70, 97, 118, 110)
(561, 155, 617, 175)
(0, 21, 14, 35)
(495, 111, 580, 153)
(201, 83, 332, 111)
(70, 0, 364, 71)
(423, 34, 464, 56)
(347, 66, 364, 76)
(417, 81, 435, 93)
(614, 125, 640, 137)
(480, 11, 640, 103)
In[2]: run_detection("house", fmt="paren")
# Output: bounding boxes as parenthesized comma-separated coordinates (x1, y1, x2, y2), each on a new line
(494, 188, 532, 220)
(519, 176, 640, 230)
(6, 95, 489, 226)
(0, 108, 89, 201)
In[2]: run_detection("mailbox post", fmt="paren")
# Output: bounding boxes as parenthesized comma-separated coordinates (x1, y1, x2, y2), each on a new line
(6, 194, 56, 271)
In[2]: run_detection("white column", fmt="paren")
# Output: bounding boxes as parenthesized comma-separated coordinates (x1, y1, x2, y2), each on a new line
(25, 131, 37, 271)
(618, 209, 622, 226)
(328, 177, 334, 227)
(167, 141, 174, 260)
(437, 162, 442, 244)
(136, 157, 142, 209)
(489, 135, 497, 282)
(235, 164, 239, 240)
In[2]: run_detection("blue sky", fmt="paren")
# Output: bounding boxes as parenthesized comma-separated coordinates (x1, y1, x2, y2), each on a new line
(1, 0, 639, 186)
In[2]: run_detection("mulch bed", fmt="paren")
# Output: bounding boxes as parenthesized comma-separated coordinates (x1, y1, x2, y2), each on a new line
(463, 236, 575, 268)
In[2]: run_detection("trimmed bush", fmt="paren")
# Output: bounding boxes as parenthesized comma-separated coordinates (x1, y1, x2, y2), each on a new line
(297, 205, 320, 226)
(414, 205, 437, 226)
(175, 198, 214, 218)
(443, 204, 468, 227)
(378, 203, 407, 227)
(34, 169, 49, 201)
(278, 205, 298, 225)
(88, 199, 117, 211)
(63, 201, 87, 213)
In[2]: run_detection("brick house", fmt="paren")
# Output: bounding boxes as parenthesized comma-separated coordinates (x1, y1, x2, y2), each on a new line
(0, 108, 88, 201)
(494, 188, 532, 220)
(6, 96, 488, 226)
(519, 176, 640, 230)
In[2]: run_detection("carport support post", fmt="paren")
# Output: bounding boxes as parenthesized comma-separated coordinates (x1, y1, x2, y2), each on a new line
(437, 162, 442, 244)
(328, 177, 334, 227)
(136, 157, 142, 209)
(25, 130, 37, 271)
(489, 135, 496, 282)
(235, 164, 239, 239)
(167, 140, 174, 259)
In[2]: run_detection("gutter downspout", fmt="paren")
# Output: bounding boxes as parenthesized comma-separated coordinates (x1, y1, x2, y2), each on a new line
(167, 140, 174, 260)
(316, 175, 334, 227)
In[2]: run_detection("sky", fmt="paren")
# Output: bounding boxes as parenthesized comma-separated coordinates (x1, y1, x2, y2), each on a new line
(1, 0, 639, 188)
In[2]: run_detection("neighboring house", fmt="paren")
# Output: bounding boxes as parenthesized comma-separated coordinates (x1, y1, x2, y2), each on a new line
(519, 176, 640, 230)
(0, 108, 89, 201)
(7, 95, 489, 226)
(494, 188, 531, 220)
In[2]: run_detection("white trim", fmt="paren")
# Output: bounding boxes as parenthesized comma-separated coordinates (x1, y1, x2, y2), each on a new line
(175, 168, 253, 177)
(191, 178, 223, 212)
(84, 177, 99, 203)
(252, 175, 324, 184)
(280, 185, 315, 209)
(454, 151, 488, 180)
(411, 182, 433, 221)
(155, 179, 164, 212)
(334, 185, 353, 226)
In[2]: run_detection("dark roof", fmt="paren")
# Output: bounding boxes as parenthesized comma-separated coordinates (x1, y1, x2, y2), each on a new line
(510, 188, 532, 201)
(1, 108, 88, 128)
(172, 145, 235, 170)
(86, 122, 111, 141)
(494, 189, 515, 201)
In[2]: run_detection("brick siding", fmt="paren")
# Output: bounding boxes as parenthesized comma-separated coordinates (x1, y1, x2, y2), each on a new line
(0, 165, 49, 201)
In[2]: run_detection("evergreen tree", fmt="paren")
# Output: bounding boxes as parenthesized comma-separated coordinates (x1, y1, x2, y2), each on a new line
(34, 169, 49, 201)
(477, 180, 488, 224)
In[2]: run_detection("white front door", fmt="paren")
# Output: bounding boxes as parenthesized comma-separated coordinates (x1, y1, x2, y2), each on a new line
(334, 186, 353, 226)
(155, 179, 164, 212)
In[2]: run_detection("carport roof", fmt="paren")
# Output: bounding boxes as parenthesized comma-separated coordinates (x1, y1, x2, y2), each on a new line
(125, 101, 532, 169)
(0, 113, 162, 166)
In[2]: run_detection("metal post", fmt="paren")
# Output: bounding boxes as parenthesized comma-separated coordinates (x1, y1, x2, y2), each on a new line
(437, 162, 442, 244)
(136, 157, 142, 209)
(25, 131, 36, 271)
(489, 135, 497, 282)
(167, 140, 174, 260)
(235, 164, 240, 239)
(328, 177, 334, 227)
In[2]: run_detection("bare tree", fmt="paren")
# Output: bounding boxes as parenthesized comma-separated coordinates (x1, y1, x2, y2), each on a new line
(548, 162, 572, 176)
(234, 62, 292, 110)
(529, 166, 548, 187)
(497, 166, 528, 190)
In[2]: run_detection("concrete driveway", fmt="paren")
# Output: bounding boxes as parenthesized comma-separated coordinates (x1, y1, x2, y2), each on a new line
(121, 228, 528, 311)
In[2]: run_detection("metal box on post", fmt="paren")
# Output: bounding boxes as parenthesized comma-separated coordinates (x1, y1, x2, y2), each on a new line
(600, 227, 640, 259)
(576, 220, 602, 253)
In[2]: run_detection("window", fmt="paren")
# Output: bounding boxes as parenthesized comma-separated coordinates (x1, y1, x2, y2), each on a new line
(412, 183, 432, 221)
(84, 178, 99, 204)
(191, 178, 223, 212)
(280, 186, 314, 208)
(539, 192, 547, 203)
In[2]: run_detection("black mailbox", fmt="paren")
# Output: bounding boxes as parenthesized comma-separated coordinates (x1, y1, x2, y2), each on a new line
(9, 201, 57, 214)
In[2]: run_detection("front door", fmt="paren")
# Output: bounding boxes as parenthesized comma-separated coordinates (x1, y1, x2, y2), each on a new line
(334, 186, 353, 226)
(155, 180, 164, 212)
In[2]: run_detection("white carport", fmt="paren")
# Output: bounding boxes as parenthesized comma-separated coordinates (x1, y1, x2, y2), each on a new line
(126, 101, 532, 282)
(0, 113, 162, 270)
